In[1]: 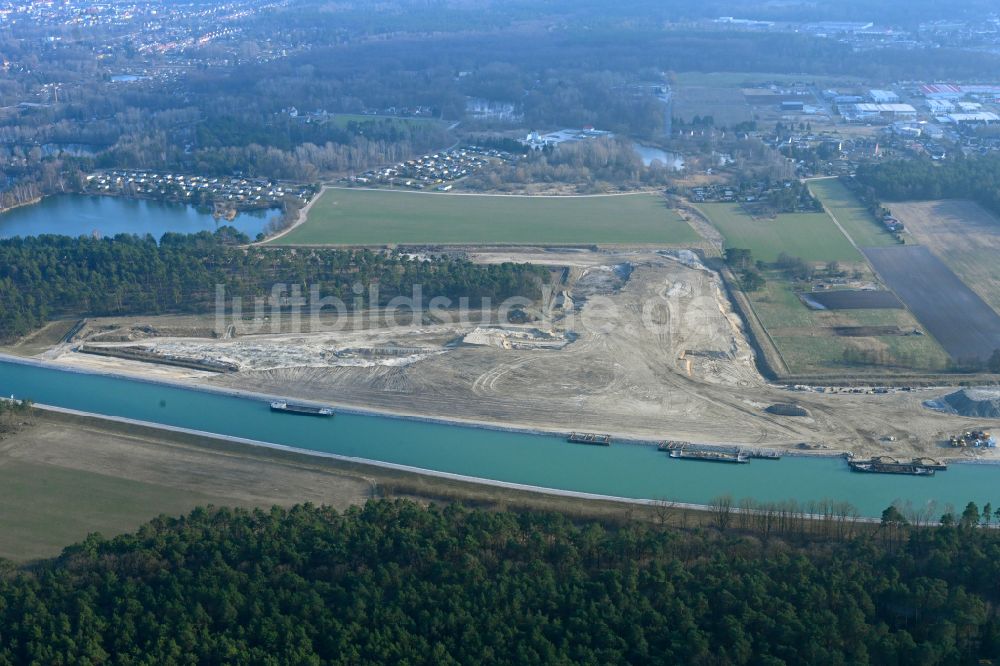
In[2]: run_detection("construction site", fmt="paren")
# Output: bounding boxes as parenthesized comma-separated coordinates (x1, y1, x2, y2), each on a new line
(34, 247, 999, 463)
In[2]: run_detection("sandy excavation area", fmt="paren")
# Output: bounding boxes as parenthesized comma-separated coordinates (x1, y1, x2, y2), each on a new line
(47, 249, 998, 462)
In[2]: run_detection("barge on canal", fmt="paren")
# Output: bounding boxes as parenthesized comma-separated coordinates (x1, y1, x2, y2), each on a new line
(567, 432, 611, 446)
(848, 456, 935, 476)
(269, 401, 334, 417)
(669, 449, 749, 464)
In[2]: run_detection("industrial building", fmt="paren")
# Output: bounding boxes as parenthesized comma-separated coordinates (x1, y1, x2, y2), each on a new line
(927, 99, 955, 113)
(939, 112, 1000, 126)
(869, 89, 900, 103)
(842, 103, 917, 122)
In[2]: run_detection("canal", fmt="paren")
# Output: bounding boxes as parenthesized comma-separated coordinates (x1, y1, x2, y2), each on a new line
(1, 358, 995, 517)
(0, 195, 280, 239)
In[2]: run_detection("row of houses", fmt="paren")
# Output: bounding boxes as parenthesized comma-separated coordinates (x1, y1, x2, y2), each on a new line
(343, 147, 511, 190)
(85, 171, 311, 209)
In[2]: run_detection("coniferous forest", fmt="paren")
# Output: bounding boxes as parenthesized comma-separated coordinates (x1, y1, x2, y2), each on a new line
(856, 155, 1000, 216)
(0, 501, 998, 665)
(0, 229, 549, 342)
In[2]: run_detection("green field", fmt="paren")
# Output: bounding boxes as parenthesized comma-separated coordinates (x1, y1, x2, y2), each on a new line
(698, 203, 860, 263)
(807, 179, 898, 248)
(274, 189, 701, 245)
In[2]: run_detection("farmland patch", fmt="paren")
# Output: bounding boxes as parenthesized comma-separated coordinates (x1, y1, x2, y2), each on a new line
(275, 189, 700, 246)
(863, 246, 1000, 362)
(699, 203, 859, 263)
(808, 179, 898, 248)
(890, 200, 1000, 315)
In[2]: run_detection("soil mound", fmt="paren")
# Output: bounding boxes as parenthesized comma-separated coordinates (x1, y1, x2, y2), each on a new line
(940, 387, 1000, 418)
(765, 403, 810, 417)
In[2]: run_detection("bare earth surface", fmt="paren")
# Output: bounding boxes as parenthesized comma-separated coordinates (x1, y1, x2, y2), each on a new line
(891, 200, 1000, 315)
(45, 249, 999, 462)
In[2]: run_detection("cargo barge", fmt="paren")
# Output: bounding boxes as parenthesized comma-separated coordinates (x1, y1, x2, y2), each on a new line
(669, 449, 749, 464)
(747, 448, 781, 460)
(269, 401, 334, 417)
(910, 457, 948, 471)
(567, 432, 611, 446)
(848, 457, 934, 476)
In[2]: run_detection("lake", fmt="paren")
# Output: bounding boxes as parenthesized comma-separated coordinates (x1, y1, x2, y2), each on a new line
(0, 195, 281, 240)
(0, 357, 996, 517)
(633, 143, 685, 170)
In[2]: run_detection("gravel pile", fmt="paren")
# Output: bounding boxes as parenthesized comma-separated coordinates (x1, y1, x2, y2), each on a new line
(765, 403, 810, 417)
(940, 387, 1000, 418)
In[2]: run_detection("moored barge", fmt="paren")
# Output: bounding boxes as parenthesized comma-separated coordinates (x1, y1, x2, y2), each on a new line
(848, 458, 934, 476)
(669, 449, 749, 464)
(567, 432, 611, 446)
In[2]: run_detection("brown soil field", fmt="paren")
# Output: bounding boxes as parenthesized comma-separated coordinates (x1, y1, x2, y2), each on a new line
(43, 249, 998, 462)
(890, 200, 1000, 315)
(864, 245, 1000, 362)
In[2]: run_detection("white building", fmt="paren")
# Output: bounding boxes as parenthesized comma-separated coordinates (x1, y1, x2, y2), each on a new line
(846, 103, 917, 122)
(941, 112, 1000, 126)
(869, 89, 900, 103)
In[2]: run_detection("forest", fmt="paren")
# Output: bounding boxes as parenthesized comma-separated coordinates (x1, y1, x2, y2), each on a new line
(0, 229, 548, 342)
(466, 138, 674, 193)
(0, 499, 998, 664)
(855, 155, 1000, 216)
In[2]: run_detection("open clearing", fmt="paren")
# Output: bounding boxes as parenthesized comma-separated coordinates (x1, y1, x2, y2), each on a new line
(0, 416, 371, 561)
(891, 200, 1000, 315)
(808, 179, 898, 248)
(672, 72, 861, 89)
(273, 189, 700, 245)
(672, 85, 753, 127)
(698, 203, 860, 263)
(864, 246, 1000, 362)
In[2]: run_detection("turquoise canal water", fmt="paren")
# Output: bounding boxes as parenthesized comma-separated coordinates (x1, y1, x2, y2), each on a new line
(0, 195, 280, 239)
(1, 358, 996, 517)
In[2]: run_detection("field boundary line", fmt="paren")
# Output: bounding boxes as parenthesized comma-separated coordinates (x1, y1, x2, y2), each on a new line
(319, 185, 666, 199)
(259, 184, 330, 245)
(806, 178, 863, 253)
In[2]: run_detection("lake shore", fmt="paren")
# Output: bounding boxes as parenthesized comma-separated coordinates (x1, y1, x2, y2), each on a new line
(0, 195, 43, 216)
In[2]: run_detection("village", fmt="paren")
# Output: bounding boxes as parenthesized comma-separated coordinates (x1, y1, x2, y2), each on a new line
(342, 146, 513, 190)
(84, 170, 314, 217)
